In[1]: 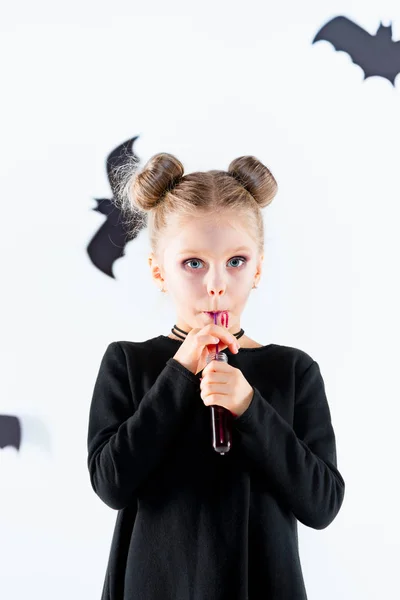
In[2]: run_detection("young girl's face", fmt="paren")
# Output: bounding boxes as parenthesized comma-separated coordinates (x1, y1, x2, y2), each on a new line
(157, 214, 263, 332)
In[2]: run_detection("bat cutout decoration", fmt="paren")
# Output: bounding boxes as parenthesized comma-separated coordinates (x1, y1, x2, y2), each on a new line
(0, 414, 51, 453)
(0, 415, 21, 451)
(87, 135, 146, 278)
(313, 16, 400, 86)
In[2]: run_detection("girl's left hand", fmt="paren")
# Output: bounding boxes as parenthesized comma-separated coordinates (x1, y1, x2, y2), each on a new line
(200, 359, 254, 418)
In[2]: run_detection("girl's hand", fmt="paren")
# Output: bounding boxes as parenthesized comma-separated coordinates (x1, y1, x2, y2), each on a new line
(200, 359, 254, 417)
(173, 324, 240, 375)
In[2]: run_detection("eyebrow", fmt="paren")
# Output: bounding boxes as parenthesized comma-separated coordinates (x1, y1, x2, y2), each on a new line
(177, 246, 252, 255)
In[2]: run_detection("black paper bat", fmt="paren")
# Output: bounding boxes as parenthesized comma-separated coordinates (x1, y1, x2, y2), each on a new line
(0, 415, 21, 450)
(86, 136, 146, 278)
(312, 17, 400, 86)
(0, 414, 51, 452)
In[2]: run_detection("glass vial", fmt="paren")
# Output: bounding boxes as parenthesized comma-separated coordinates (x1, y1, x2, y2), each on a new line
(206, 351, 232, 455)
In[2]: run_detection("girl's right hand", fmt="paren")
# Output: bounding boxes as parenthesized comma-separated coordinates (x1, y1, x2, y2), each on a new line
(172, 323, 240, 375)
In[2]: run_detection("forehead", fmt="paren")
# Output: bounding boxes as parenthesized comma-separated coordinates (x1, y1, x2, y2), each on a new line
(168, 215, 253, 252)
(176, 245, 252, 256)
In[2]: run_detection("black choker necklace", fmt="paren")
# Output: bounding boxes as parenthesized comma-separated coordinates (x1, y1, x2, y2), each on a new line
(170, 324, 245, 342)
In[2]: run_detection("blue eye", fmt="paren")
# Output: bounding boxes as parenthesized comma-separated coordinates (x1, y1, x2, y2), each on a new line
(184, 257, 247, 270)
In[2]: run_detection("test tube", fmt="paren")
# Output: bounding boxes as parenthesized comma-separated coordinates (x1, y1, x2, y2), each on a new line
(206, 350, 232, 455)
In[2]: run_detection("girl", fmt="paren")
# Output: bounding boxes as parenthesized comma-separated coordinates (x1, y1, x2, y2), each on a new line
(87, 153, 345, 599)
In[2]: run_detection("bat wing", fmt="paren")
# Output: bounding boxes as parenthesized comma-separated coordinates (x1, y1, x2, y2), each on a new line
(86, 199, 129, 278)
(313, 16, 375, 67)
(106, 135, 141, 198)
(312, 16, 400, 84)
(313, 16, 373, 47)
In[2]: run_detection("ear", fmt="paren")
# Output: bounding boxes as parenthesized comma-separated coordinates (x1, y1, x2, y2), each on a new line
(148, 253, 164, 287)
(254, 253, 264, 282)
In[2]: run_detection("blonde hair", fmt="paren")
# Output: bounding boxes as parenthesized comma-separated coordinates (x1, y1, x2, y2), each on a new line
(114, 153, 278, 260)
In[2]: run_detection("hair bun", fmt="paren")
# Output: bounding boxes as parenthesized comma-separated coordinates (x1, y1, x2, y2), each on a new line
(130, 152, 184, 211)
(227, 156, 278, 208)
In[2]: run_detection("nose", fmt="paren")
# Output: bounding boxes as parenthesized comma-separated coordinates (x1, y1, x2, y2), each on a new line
(207, 273, 227, 298)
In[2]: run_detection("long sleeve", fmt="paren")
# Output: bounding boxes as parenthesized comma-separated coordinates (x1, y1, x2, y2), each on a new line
(233, 360, 345, 530)
(87, 342, 200, 510)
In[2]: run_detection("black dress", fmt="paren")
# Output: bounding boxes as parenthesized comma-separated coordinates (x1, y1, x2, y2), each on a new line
(87, 335, 345, 599)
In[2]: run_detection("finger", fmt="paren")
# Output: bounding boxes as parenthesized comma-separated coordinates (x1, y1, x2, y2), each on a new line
(201, 371, 228, 383)
(203, 360, 232, 374)
(201, 392, 229, 408)
(206, 325, 240, 352)
(200, 381, 231, 398)
(205, 374, 230, 386)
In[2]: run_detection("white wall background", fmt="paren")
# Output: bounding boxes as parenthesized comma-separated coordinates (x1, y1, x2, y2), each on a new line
(1, 1, 399, 598)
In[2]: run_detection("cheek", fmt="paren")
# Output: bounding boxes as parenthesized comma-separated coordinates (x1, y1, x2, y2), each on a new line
(169, 272, 198, 292)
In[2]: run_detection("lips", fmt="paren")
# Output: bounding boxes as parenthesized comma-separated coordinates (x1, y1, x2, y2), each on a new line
(203, 310, 229, 327)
